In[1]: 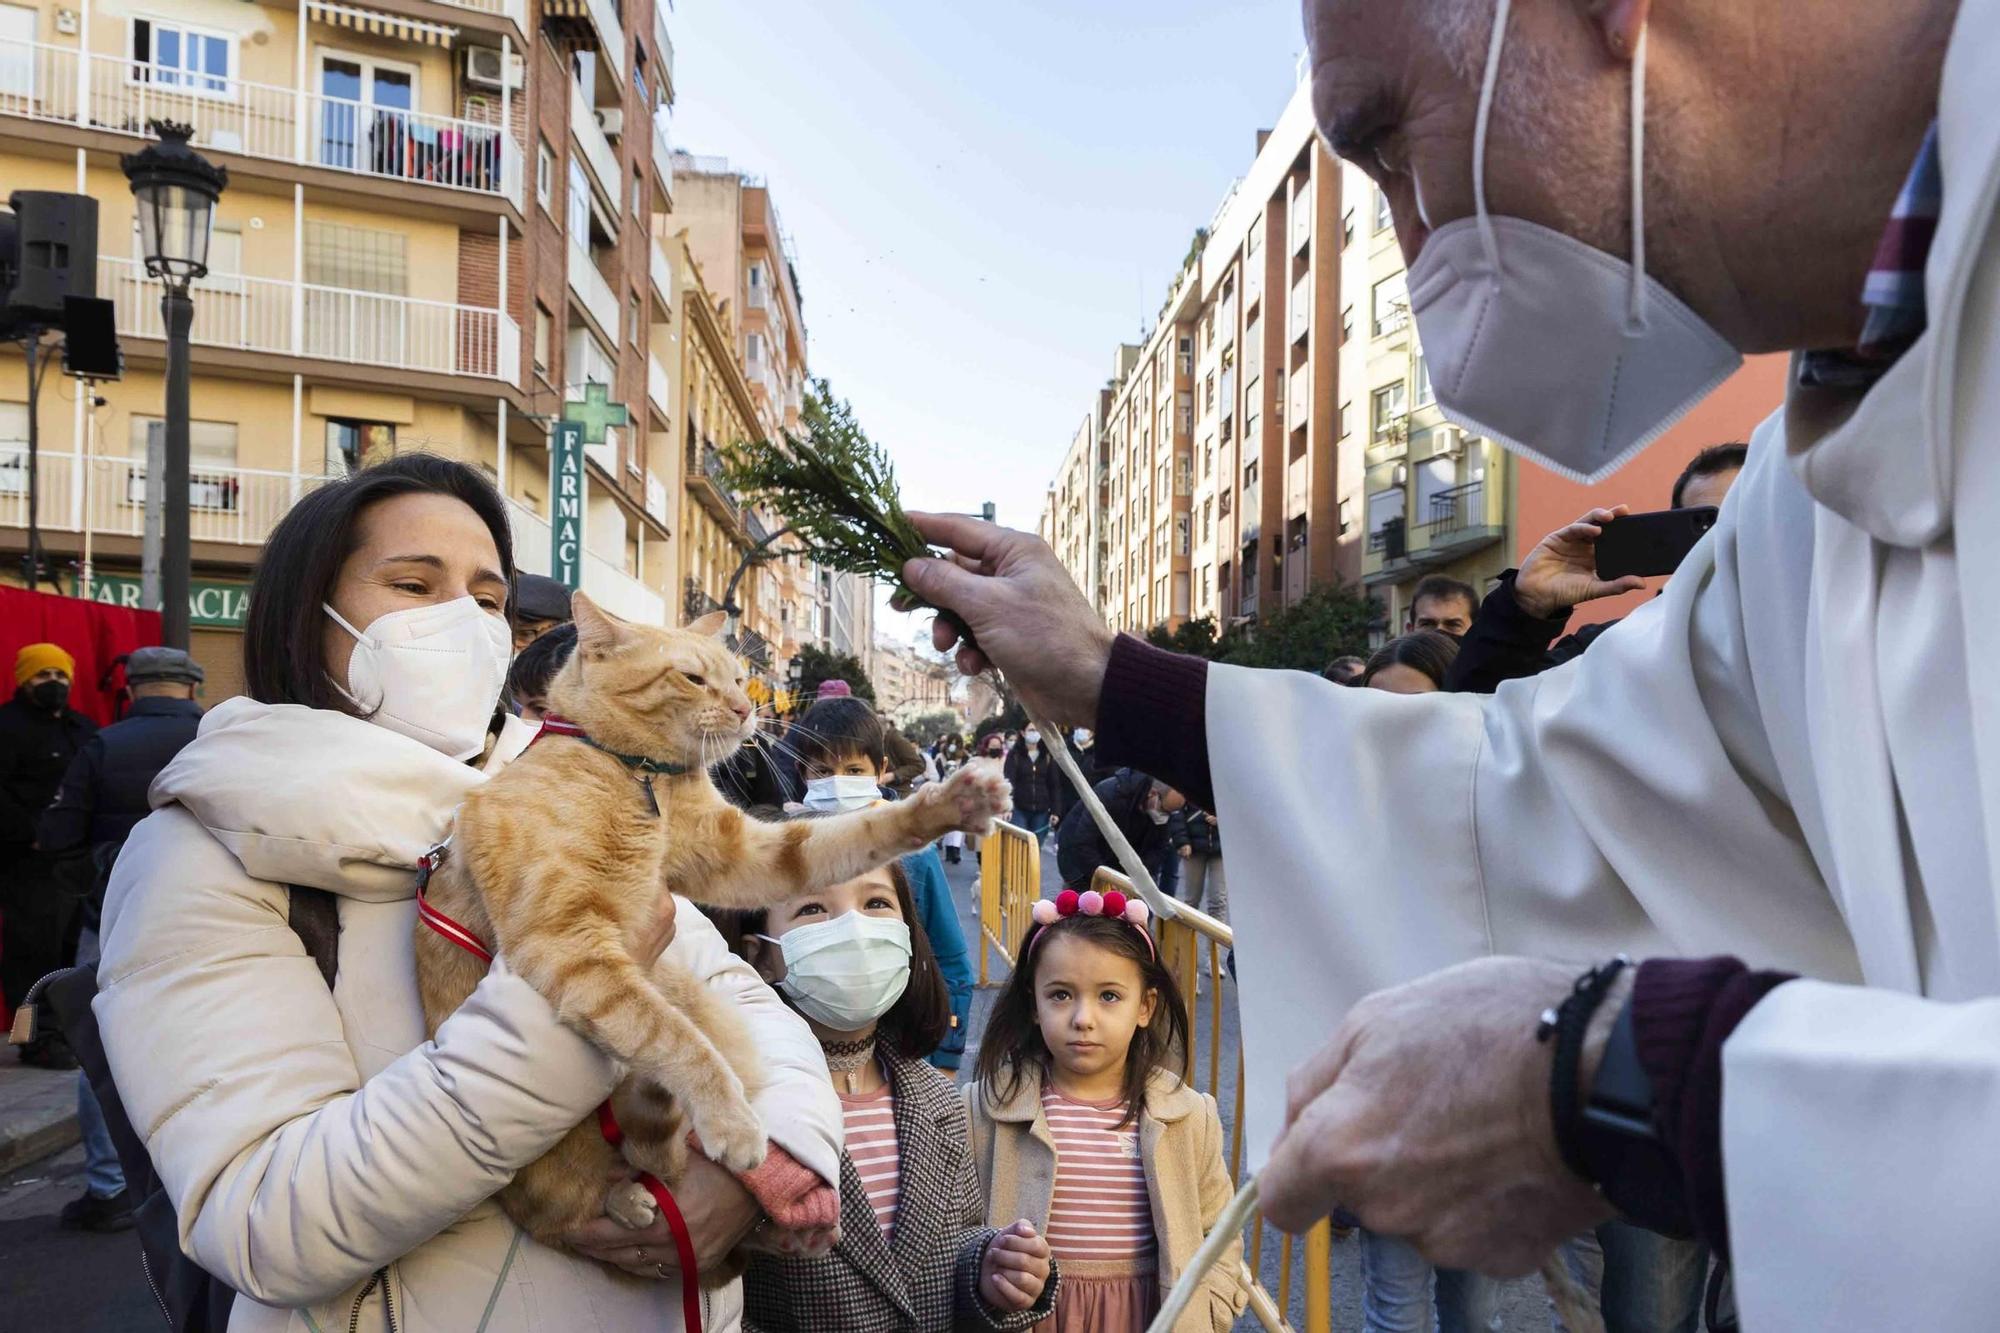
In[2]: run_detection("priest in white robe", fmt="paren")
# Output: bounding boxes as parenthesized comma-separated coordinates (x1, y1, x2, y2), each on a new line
(902, 0, 2000, 1327)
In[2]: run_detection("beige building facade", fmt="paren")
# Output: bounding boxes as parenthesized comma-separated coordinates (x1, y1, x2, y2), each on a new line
(0, 0, 692, 696)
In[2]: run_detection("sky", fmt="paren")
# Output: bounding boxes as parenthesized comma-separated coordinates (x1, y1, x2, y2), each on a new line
(668, 0, 1311, 648)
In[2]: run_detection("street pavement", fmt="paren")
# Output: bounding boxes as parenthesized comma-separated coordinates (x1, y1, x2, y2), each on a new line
(0, 848, 1557, 1331)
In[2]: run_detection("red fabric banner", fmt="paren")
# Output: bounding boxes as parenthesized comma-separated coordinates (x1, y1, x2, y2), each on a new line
(0, 585, 163, 725)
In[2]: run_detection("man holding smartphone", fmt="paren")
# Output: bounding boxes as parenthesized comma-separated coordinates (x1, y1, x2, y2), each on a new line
(1444, 444, 1746, 694)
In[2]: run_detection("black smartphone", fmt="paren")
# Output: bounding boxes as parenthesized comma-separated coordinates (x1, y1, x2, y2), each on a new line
(1594, 507, 1718, 580)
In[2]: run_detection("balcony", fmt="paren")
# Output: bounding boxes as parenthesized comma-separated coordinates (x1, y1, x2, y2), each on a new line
(645, 472, 670, 526)
(685, 441, 743, 530)
(570, 79, 621, 212)
(1288, 364, 1311, 430)
(437, 0, 528, 23)
(654, 7, 677, 99)
(0, 40, 522, 205)
(567, 244, 620, 340)
(651, 107, 675, 205)
(647, 353, 672, 421)
(1290, 275, 1311, 343)
(1291, 199, 1312, 254)
(506, 499, 667, 625)
(1362, 478, 1503, 585)
(1, 449, 302, 548)
(649, 239, 675, 312)
(98, 256, 519, 382)
(1423, 479, 1485, 539)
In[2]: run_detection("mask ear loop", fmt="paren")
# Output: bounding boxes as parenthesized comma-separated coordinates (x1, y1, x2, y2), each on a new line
(1471, 0, 1512, 280)
(322, 602, 377, 650)
(1627, 25, 1650, 332)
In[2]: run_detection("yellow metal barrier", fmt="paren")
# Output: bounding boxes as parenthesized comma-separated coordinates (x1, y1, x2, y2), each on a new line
(976, 819, 1041, 985)
(973, 840, 1333, 1333)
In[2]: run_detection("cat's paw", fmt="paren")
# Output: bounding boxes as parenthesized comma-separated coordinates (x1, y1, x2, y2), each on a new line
(691, 1097, 769, 1175)
(604, 1179, 658, 1231)
(931, 760, 1012, 836)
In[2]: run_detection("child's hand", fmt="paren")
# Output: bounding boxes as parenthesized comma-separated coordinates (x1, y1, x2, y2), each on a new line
(979, 1219, 1052, 1311)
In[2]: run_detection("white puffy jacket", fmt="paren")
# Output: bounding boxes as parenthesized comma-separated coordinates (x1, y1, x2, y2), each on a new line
(94, 697, 842, 1332)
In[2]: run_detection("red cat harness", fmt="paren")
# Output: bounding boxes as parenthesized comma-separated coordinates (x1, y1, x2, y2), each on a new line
(415, 734, 706, 1331)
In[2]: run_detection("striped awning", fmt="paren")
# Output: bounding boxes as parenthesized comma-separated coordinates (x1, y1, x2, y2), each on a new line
(306, 1, 458, 48)
(542, 0, 588, 15)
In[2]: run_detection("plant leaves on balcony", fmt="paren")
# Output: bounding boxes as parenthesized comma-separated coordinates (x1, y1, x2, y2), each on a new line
(722, 377, 938, 617)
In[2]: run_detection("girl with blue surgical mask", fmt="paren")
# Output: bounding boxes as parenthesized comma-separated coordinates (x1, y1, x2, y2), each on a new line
(714, 855, 1058, 1331)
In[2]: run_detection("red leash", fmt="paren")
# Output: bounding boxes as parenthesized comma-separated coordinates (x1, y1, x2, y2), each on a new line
(415, 838, 704, 1331)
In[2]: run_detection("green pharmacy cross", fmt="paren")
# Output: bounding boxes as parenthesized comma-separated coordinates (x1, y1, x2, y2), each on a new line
(562, 383, 630, 445)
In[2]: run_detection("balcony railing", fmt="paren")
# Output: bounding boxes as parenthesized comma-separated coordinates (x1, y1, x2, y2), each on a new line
(570, 79, 621, 210)
(1, 448, 305, 548)
(1290, 274, 1311, 343)
(0, 40, 522, 204)
(652, 122, 675, 203)
(567, 243, 620, 338)
(438, 0, 528, 22)
(649, 239, 675, 310)
(580, 0, 628, 83)
(1423, 479, 1485, 537)
(654, 7, 676, 97)
(99, 256, 519, 381)
(506, 499, 667, 626)
(647, 353, 671, 419)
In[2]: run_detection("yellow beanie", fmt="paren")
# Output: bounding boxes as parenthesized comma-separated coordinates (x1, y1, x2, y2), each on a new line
(14, 643, 76, 687)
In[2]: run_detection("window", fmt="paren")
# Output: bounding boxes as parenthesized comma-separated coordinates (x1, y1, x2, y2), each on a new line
(533, 303, 553, 375)
(324, 419, 395, 476)
(1173, 571, 1190, 617)
(1244, 458, 1259, 487)
(304, 220, 407, 293)
(1372, 275, 1408, 336)
(131, 18, 232, 95)
(1247, 214, 1263, 255)
(1339, 400, 1353, 437)
(537, 139, 555, 211)
(1414, 353, 1434, 405)
(1415, 456, 1458, 521)
(1374, 186, 1392, 232)
(747, 332, 765, 368)
(1175, 514, 1190, 557)
(1175, 454, 1192, 496)
(1204, 442, 1214, 479)
(567, 157, 592, 251)
(129, 416, 237, 467)
(126, 417, 241, 508)
(1340, 303, 1355, 343)
(1289, 516, 1309, 552)
(1372, 382, 1408, 438)
(1367, 486, 1406, 540)
(1177, 335, 1193, 375)
(632, 173, 643, 218)
(1339, 496, 1357, 534)
(1204, 372, 1215, 414)
(627, 292, 643, 348)
(748, 263, 767, 310)
(1202, 498, 1213, 543)
(1342, 207, 1355, 244)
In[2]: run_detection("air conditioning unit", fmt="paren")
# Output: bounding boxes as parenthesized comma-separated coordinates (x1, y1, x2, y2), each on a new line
(1429, 426, 1466, 459)
(595, 107, 625, 137)
(464, 46, 524, 91)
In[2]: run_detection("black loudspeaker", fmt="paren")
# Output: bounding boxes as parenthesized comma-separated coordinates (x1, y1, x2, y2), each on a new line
(6, 191, 99, 322)
(62, 296, 121, 379)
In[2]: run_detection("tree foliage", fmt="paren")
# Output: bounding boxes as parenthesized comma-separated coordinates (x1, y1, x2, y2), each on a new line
(1146, 583, 1377, 674)
(791, 643, 876, 708)
(902, 710, 962, 749)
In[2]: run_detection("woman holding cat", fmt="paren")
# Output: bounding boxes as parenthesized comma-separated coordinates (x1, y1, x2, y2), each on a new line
(715, 849, 1059, 1332)
(91, 455, 845, 1333)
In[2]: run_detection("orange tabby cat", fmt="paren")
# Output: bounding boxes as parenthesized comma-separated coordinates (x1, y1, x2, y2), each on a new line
(415, 593, 1010, 1259)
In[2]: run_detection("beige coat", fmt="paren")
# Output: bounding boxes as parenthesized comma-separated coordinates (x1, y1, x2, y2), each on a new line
(964, 1067, 1245, 1333)
(94, 698, 843, 1332)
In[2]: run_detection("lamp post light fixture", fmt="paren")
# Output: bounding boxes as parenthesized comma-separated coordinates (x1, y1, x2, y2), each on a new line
(121, 120, 226, 650)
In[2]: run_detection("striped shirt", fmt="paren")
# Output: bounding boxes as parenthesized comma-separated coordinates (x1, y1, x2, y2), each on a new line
(1041, 1086, 1157, 1264)
(839, 1083, 901, 1238)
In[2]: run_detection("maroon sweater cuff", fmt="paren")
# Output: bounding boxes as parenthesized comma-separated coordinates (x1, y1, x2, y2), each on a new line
(1093, 634, 1215, 811)
(1631, 957, 1796, 1260)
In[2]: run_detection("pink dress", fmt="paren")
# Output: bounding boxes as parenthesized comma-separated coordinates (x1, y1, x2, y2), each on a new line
(1033, 1087, 1160, 1333)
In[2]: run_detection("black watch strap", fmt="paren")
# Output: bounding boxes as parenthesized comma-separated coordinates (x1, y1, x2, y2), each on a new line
(1578, 995, 1695, 1237)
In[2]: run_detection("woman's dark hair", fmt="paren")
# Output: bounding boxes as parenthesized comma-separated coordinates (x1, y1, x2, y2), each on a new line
(975, 912, 1190, 1129)
(706, 816, 950, 1060)
(508, 622, 578, 706)
(1360, 630, 1460, 690)
(244, 454, 516, 711)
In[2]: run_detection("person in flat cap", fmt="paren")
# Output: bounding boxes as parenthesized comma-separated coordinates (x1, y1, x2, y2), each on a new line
(37, 646, 205, 1230)
(2, 643, 97, 1068)
(512, 573, 574, 652)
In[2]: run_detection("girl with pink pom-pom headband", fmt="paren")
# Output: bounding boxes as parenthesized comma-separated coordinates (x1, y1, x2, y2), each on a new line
(1028, 886, 1156, 961)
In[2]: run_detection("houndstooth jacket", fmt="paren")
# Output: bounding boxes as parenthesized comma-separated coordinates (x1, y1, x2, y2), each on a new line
(743, 1047, 1058, 1332)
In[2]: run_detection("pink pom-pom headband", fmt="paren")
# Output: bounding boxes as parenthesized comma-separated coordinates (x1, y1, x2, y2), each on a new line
(1027, 887, 1156, 961)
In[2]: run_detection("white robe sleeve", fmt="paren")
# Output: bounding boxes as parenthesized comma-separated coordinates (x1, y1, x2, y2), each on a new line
(1205, 437, 1864, 1167)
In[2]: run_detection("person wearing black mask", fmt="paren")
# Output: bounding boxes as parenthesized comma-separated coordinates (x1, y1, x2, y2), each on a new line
(1, 642, 97, 1067)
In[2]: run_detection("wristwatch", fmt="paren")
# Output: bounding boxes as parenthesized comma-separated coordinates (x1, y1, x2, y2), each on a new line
(1575, 993, 1695, 1238)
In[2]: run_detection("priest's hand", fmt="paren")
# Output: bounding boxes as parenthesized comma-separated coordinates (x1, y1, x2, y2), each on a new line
(902, 513, 1116, 729)
(1261, 957, 1617, 1275)
(1514, 506, 1649, 619)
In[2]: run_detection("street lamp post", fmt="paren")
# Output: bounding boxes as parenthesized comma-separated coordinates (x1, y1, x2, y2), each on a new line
(122, 121, 226, 650)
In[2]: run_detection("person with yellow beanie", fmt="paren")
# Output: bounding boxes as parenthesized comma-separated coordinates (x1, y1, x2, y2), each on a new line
(3, 640, 97, 1066)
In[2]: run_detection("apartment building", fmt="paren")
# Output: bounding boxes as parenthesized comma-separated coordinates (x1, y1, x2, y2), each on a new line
(871, 638, 951, 726)
(0, 0, 688, 694)
(1043, 388, 1110, 615)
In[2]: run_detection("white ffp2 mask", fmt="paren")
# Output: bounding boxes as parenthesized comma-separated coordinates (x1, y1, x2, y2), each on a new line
(1406, 0, 1740, 483)
(802, 775, 883, 813)
(760, 912, 913, 1031)
(325, 597, 512, 761)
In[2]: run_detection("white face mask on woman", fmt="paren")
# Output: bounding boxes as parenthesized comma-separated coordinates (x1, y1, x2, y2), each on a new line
(324, 596, 512, 761)
(758, 912, 913, 1031)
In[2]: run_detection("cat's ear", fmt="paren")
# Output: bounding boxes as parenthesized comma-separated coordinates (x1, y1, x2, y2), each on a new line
(686, 610, 728, 638)
(571, 592, 631, 654)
